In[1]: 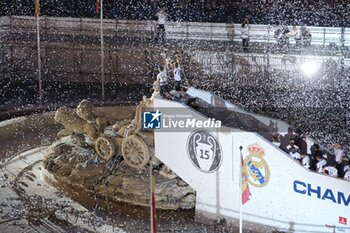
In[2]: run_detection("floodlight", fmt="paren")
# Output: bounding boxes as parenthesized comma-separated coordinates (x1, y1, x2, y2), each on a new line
(301, 61, 320, 76)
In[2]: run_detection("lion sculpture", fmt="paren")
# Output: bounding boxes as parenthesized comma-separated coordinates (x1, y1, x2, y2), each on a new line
(54, 106, 98, 142)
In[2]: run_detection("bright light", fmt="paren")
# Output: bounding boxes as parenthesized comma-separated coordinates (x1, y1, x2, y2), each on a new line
(301, 61, 320, 76)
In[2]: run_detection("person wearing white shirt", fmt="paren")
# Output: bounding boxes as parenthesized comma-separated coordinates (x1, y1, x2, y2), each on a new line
(333, 143, 344, 177)
(286, 142, 300, 151)
(240, 18, 250, 52)
(286, 140, 300, 161)
(323, 166, 338, 177)
(289, 147, 301, 160)
(316, 154, 327, 173)
(344, 165, 350, 181)
(151, 80, 160, 100)
(344, 171, 350, 181)
(288, 25, 301, 47)
(173, 62, 182, 91)
(156, 65, 168, 97)
(302, 156, 310, 169)
(155, 9, 167, 43)
(334, 143, 344, 164)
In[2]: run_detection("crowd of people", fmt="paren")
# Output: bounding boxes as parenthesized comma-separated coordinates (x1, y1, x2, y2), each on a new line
(237, 19, 313, 51)
(272, 128, 350, 181)
(188, 58, 349, 180)
(149, 49, 350, 182)
(1, 0, 350, 27)
(274, 25, 312, 47)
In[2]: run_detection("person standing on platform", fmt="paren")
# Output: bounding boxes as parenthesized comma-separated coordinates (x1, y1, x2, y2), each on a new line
(157, 65, 169, 98)
(288, 25, 301, 47)
(155, 8, 167, 44)
(173, 62, 183, 91)
(240, 18, 250, 52)
(333, 143, 344, 177)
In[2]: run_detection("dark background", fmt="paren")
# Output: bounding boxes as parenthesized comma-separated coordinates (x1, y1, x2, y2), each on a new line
(1, 0, 349, 27)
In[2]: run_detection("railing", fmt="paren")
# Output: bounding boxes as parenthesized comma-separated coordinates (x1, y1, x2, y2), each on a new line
(1, 16, 350, 47)
(1, 16, 349, 107)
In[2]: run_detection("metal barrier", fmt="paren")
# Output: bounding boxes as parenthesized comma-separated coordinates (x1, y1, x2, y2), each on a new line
(1, 16, 350, 47)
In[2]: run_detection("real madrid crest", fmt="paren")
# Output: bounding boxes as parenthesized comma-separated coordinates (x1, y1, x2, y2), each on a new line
(243, 143, 270, 187)
(187, 130, 222, 173)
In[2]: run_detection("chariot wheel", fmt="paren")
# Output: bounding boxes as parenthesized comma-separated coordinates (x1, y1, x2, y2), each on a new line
(121, 135, 150, 169)
(95, 136, 116, 160)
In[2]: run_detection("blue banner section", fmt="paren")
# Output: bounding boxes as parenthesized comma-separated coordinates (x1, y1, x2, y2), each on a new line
(293, 180, 350, 206)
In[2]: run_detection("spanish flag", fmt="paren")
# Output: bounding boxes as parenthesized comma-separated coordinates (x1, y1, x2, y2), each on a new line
(96, 0, 100, 15)
(241, 155, 251, 205)
(34, 0, 40, 17)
